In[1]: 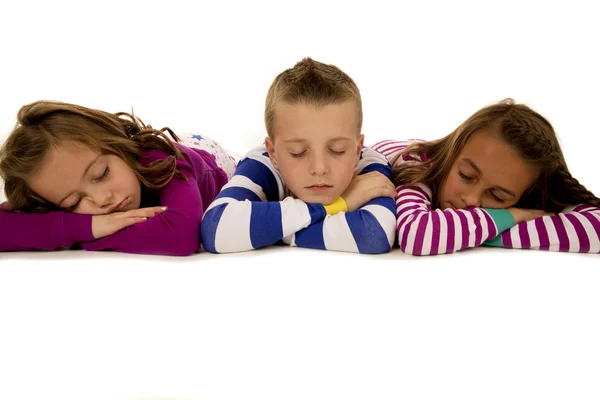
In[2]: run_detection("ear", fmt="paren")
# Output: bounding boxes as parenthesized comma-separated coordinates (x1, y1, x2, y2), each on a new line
(265, 136, 279, 170)
(355, 134, 365, 163)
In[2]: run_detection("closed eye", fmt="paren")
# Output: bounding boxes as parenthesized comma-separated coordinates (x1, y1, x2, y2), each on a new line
(290, 151, 306, 158)
(459, 171, 474, 182)
(329, 149, 346, 156)
(95, 166, 110, 181)
(67, 198, 82, 212)
(489, 191, 506, 203)
(66, 167, 110, 211)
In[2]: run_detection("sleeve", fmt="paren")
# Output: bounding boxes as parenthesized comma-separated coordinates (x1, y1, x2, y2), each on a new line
(483, 204, 600, 253)
(79, 153, 206, 256)
(0, 205, 93, 252)
(285, 147, 397, 254)
(200, 146, 328, 253)
(395, 183, 516, 255)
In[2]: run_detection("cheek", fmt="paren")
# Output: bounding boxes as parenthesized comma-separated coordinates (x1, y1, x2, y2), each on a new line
(72, 200, 98, 215)
(439, 174, 459, 199)
(120, 165, 140, 190)
(326, 157, 356, 194)
(130, 170, 141, 189)
(111, 157, 138, 185)
(274, 158, 304, 189)
(124, 170, 142, 209)
(278, 156, 295, 171)
(279, 157, 305, 176)
(336, 159, 356, 181)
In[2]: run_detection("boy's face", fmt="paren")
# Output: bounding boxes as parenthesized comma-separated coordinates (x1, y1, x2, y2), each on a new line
(265, 101, 364, 205)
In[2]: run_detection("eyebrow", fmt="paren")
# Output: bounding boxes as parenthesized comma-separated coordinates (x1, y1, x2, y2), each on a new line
(58, 154, 102, 206)
(283, 137, 351, 144)
(462, 158, 516, 197)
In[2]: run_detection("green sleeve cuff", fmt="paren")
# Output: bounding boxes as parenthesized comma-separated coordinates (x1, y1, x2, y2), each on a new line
(482, 208, 515, 248)
(483, 208, 515, 233)
(483, 234, 504, 247)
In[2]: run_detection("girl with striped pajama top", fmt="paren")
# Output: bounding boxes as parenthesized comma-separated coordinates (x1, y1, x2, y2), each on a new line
(371, 99, 600, 255)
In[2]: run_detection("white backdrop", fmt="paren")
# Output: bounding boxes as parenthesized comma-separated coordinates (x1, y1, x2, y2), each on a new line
(1, 1, 599, 400)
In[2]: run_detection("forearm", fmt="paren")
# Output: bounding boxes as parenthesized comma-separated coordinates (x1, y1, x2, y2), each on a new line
(291, 196, 396, 254)
(0, 207, 93, 251)
(201, 196, 326, 253)
(484, 204, 600, 253)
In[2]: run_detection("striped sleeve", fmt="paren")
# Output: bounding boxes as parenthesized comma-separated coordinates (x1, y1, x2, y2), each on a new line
(483, 204, 600, 253)
(286, 147, 397, 254)
(395, 183, 515, 255)
(200, 145, 396, 254)
(371, 139, 419, 163)
(200, 145, 327, 253)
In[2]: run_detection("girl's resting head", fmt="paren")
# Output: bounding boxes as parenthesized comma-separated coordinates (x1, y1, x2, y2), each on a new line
(0, 100, 184, 214)
(391, 98, 600, 212)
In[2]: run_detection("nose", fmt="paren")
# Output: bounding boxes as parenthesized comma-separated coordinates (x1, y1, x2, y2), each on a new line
(461, 190, 482, 208)
(309, 151, 328, 176)
(88, 186, 114, 209)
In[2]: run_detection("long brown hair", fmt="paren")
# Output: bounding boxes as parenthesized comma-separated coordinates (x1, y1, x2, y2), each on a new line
(390, 98, 600, 212)
(0, 100, 185, 212)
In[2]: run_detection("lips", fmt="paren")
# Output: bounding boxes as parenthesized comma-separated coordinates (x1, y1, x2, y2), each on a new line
(107, 197, 130, 213)
(306, 184, 333, 190)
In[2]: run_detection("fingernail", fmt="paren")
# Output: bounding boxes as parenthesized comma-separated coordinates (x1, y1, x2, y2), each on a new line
(141, 217, 147, 220)
(161, 207, 167, 211)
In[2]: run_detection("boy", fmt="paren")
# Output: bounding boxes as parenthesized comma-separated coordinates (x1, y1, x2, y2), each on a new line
(201, 57, 397, 254)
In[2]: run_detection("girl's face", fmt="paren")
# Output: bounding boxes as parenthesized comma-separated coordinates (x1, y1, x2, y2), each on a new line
(29, 141, 141, 214)
(437, 130, 538, 210)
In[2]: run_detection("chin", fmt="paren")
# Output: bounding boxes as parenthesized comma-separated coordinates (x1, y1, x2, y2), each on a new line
(438, 200, 454, 210)
(297, 193, 338, 206)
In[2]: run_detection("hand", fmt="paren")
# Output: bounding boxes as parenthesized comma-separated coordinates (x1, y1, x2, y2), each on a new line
(341, 171, 397, 212)
(91, 206, 167, 239)
(507, 207, 554, 224)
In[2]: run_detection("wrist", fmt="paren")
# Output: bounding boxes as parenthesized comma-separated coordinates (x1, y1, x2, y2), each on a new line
(507, 208, 523, 224)
(324, 196, 348, 215)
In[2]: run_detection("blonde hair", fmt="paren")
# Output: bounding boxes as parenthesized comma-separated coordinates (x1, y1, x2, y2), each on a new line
(391, 98, 600, 212)
(0, 100, 185, 212)
(264, 57, 362, 138)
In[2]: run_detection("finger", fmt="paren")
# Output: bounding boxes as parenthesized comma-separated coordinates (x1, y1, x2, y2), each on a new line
(120, 216, 150, 229)
(375, 180, 397, 192)
(139, 206, 168, 213)
(360, 171, 379, 179)
(108, 215, 149, 234)
(125, 206, 168, 218)
(377, 174, 394, 185)
(371, 186, 397, 199)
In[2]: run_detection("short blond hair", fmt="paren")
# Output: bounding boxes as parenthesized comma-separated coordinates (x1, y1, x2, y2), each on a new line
(264, 57, 362, 138)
